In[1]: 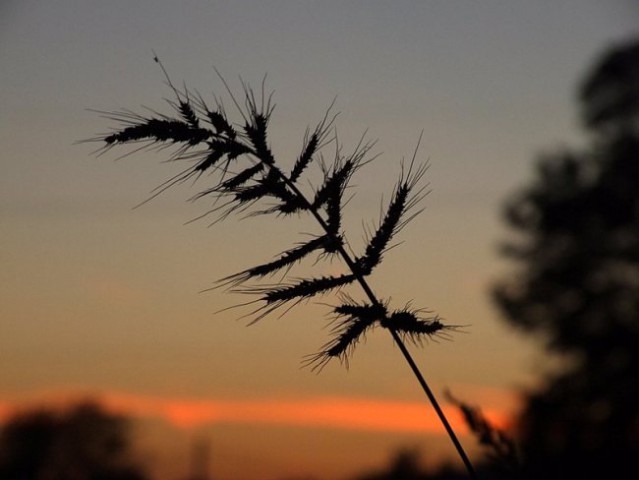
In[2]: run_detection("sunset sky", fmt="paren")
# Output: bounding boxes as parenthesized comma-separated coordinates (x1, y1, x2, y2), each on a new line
(2, 1, 637, 479)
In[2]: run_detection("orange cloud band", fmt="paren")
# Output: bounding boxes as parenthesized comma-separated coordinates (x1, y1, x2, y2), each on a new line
(0, 390, 511, 435)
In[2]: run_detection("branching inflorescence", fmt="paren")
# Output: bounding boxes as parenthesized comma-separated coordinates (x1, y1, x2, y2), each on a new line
(89, 60, 477, 479)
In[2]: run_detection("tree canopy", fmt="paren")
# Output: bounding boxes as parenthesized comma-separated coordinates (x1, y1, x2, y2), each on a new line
(494, 38, 639, 479)
(0, 402, 148, 480)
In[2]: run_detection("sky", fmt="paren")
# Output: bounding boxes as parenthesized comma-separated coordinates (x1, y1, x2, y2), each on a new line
(1, 1, 638, 479)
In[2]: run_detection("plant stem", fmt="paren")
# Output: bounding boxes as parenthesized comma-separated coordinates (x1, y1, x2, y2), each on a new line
(389, 328, 479, 480)
(268, 160, 478, 480)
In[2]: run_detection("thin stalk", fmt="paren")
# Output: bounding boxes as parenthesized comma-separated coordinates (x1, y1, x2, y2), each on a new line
(389, 328, 478, 480)
(262, 158, 478, 480)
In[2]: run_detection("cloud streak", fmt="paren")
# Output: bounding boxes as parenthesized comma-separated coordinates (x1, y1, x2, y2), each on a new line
(0, 390, 511, 435)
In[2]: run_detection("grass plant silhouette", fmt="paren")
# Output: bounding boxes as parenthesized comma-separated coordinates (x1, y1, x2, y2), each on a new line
(88, 58, 477, 479)
(446, 391, 520, 478)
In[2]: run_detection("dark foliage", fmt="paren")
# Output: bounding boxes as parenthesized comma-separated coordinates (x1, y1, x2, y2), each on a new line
(351, 447, 469, 480)
(580, 39, 639, 134)
(445, 392, 520, 478)
(494, 38, 639, 479)
(354, 448, 427, 480)
(0, 402, 148, 480)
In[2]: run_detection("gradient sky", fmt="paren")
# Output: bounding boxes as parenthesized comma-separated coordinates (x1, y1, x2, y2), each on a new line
(2, 1, 638, 479)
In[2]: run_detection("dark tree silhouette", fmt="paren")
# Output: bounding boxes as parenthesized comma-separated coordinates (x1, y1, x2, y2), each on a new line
(0, 401, 149, 480)
(351, 447, 469, 480)
(355, 448, 440, 480)
(580, 39, 639, 134)
(354, 448, 426, 480)
(493, 38, 639, 479)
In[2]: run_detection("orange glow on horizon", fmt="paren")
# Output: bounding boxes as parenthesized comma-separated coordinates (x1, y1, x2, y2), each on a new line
(0, 390, 512, 436)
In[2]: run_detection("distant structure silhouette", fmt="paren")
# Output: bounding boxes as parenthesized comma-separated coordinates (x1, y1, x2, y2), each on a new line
(185, 435, 211, 480)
